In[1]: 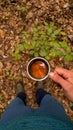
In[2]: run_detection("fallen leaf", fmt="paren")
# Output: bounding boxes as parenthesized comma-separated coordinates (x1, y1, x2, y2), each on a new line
(1, 90, 9, 99)
(0, 62, 3, 72)
(0, 29, 5, 39)
(5, 62, 12, 70)
(40, 1, 46, 7)
(0, 104, 4, 109)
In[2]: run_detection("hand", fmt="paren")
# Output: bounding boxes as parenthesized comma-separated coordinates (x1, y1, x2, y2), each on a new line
(49, 68, 73, 102)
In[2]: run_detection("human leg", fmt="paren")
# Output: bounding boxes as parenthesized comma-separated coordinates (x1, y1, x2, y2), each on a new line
(0, 82, 33, 124)
(35, 88, 68, 118)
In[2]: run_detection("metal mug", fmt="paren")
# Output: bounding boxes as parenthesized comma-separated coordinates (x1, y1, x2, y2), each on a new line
(27, 57, 50, 81)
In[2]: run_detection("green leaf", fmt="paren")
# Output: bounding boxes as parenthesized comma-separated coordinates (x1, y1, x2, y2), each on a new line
(66, 47, 71, 53)
(40, 50, 48, 57)
(53, 29, 61, 36)
(34, 52, 39, 57)
(30, 41, 36, 47)
(9, 50, 14, 55)
(22, 31, 29, 38)
(21, 38, 26, 42)
(54, 50, 63, 57)
(49, 22, 56, 31)
(64, 55, 73, 62)
(37, 26, 42, 31)
(24, 44, 33, 49)
(19, 44, 25, 51)
(17, 7, 27, 12)
(60, 31, 66, 36)
(34, 47, 39, 51)
(54, 43, 61, 48)
(47, 28, 53, 35)
(45, 55, 50, 60)
(71, 52, 73, 56)
(14, 55, 21, 60)
(60, 41, 67, 48)
(50, 33, 56, 39)
(8, 74, 14, 80)
(33, 27, 37, 32)
(14, 50, 20, 55)
(14, 43, 19, 48)
(30, 50, 34, 55)
(44, 22, 48, 26)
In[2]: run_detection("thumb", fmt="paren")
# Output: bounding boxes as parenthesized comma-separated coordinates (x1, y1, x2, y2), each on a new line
(49, 72, 70, 90)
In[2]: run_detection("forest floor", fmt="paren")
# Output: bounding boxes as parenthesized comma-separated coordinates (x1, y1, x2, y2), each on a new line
(0, 0, 73, 120)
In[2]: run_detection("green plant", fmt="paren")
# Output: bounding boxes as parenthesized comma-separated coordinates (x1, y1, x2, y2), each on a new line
(10, 22, 73, 62)
(4, 68, 14, 80)
(23, 22, 73, 61)
(10, 43, 25, 60)
(17, 5, 31, 12)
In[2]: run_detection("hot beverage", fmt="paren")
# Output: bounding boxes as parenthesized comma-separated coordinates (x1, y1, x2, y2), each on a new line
(28, 59, 48, 79)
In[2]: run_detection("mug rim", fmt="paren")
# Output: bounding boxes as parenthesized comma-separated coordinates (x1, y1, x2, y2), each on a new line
(27, 57, 50, 81)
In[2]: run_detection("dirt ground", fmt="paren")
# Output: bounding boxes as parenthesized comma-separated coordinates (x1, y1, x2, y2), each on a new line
(0, 0, 73, 120)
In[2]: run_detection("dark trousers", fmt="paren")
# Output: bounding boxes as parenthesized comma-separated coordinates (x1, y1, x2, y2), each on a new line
(0, 89, 68, 124)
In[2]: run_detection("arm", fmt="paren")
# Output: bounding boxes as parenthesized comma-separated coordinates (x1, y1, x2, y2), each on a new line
(49, 68, 73, 102)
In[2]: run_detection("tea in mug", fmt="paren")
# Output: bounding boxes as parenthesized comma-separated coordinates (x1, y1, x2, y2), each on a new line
(29, 60, 48, 79)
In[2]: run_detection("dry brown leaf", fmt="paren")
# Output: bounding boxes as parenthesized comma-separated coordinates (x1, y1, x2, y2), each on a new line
(40, 1, 46, 7)
(0, 62, 3, 70)
(0, 29, 5, 39)
(1, 90, 9, 99)
(5, 62, 12, 70)
(0, 104, 4, 109)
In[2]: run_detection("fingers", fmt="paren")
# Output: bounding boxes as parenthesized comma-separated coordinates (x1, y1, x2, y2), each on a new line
(54, 68, 71, 79)
(49, 68, 73, 102)
(49, 72, 71, 91)
(55, 68, 73, 84)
